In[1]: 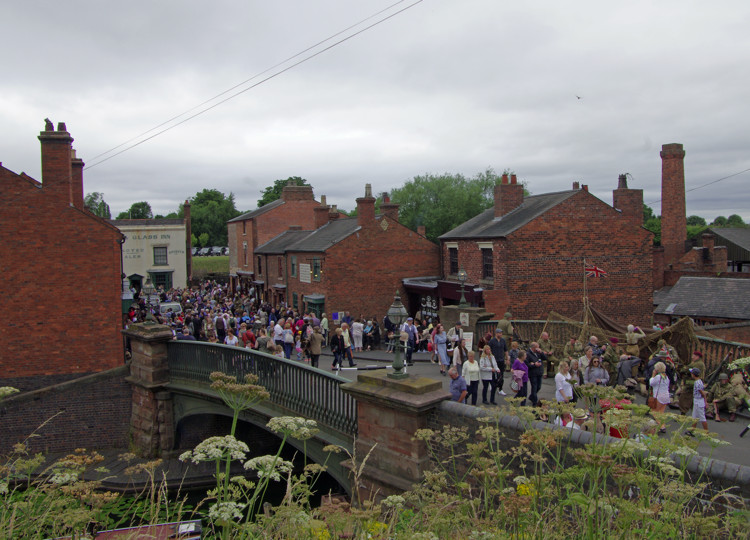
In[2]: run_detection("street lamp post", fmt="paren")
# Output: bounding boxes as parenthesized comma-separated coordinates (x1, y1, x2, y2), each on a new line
(387, 291, 409, 380)
(457, 268, 468, 307)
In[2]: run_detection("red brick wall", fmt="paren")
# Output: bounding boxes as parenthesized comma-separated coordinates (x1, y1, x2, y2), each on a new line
(0, 166, 124, 383)
(660, 143, 687, 266)
(444, 191, 653, 325)
(706, 324, 750, 346)
(286, 217, 440, 319)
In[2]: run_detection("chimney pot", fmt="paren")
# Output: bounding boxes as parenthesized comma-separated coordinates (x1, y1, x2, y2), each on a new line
(582, 185, 589, 192)
(618, 174, 628, 189)
(501, 173, 509, 185)
(57, 122, 67, 132)
(510, 174, 517, 185)
(364, 183, 372, 198)
(573, 181, 580, 190)
(320, 195, 327, 206)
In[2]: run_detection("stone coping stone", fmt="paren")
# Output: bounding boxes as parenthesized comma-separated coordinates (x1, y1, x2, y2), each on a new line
(122, 322, 174, 341)
(354, 370, 442, 394)
(341, 371, 450, 413)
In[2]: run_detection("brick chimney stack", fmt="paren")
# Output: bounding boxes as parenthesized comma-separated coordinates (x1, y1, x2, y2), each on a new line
(573, 181, 580, 190)
(281, 181, 314, 202)
(494, 173, 524, 218)
(314, 204, 331, 229)
(70, 148, 84, 209)
(660, 143, 687, 266)
(39, 119, 74, 206)
(356, 183, 376, 226)
(613, 173, 643, 228)
(380, 191, 400, 222)
(328, 205, 340, 221)
(184, 200, 192, 280)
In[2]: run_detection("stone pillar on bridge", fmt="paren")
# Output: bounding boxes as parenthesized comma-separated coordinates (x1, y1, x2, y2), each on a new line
(123, 323, 175, 457)
(340, 371, 450, 501)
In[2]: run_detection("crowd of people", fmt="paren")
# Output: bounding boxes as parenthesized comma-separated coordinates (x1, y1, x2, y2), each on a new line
(126, 284, 750, 435)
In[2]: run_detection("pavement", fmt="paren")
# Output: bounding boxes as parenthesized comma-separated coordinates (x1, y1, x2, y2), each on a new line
(316, 346, 750, 467)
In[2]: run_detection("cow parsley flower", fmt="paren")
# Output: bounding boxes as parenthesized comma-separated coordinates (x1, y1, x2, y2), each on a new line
(266, 417, 319, 440)
(179, 435, 249, 464)
(208, 501, 245, 523)
(244, 455, 293, 481)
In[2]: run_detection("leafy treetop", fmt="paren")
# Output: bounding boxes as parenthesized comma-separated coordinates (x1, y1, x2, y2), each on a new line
(257, 177, 310, 208)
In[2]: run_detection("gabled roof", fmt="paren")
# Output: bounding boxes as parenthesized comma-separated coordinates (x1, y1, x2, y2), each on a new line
(255, 230, 313, 254)
(709, 227, 750, 261)
(228, 199, 285, 223)
(255, 218, 363, 255)
(654, 277, 750, 320)
(286, 218, 361, 252)
(439, 190, 578, 240)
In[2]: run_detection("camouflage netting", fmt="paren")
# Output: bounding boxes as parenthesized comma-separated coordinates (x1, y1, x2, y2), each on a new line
(541, 305, 716, 363)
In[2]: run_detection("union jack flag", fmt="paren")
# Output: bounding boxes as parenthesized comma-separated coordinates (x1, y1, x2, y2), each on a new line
(585, 265, 607, 278)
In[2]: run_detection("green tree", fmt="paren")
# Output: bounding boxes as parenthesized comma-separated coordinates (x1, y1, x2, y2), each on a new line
(198, 232, 210, 247)
(191, 233, 198, 247)
(711, 215, 728, 227)
(116, 201, 153, 220)
(644, 216, 661, 245)
(686, 215, 706, 227)
(257, 176, 309, 207)
(390, 168, 504, 242)
(84, 192, 111, 219)
(178, 189, 241, 246)
(643, 204, 655, 224)
(727, 214, 746, 227)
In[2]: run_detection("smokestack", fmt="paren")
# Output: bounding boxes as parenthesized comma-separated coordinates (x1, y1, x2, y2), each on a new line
(660, 143, 687, 266)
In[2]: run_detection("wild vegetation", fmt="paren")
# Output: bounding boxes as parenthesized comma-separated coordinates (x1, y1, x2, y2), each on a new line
(1, 379, 747, 538)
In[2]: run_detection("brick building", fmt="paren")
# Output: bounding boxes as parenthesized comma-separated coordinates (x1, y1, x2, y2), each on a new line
(254, 185, 440, 318)
(434, 174, 654, 324)
(227, 183, 328, 294)
(0, 120, 124, 391)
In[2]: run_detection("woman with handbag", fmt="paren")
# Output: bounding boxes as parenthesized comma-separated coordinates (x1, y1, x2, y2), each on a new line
(649, 361, 671, 433)
(512, 350, 530, 406)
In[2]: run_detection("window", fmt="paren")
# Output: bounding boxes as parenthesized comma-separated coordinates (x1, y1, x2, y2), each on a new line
(482, 248, 493, 279)
(257, 256, 262, 275)
(153, 246, 168, 266)
(312, 258, 322, 281)
(292, 292, 298, 308)
(243, 242, 248, 266)
(150, 271, 172, 289)
(449, 247, 458, 275)
(291, 255, 297, 278)
(242, 220, 246, 235)
(278, 256, 283, 277)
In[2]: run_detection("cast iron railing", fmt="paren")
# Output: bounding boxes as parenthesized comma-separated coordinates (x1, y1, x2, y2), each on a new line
(167, 341, 357, 438)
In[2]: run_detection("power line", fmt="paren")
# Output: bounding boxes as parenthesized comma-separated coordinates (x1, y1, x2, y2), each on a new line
(85, 0, 423, 170)
(645, 166, 750, 206)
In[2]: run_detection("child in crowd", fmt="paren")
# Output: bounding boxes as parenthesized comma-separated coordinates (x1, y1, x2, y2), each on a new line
(690, 368, 709, 433)
(295, 332, 303, 361)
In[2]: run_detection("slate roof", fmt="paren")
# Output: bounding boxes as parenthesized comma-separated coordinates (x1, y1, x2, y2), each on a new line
(254, 218, 362, 254)
(709, 227, 750, 261)
(653, 277, 750, 320)
(439, 190, 578, 240)
(227, 199, 284, 223)
(254, 230, 313, 254)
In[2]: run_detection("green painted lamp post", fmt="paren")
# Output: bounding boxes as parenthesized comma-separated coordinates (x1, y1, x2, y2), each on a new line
(458, 268, 468, 307)
(387, 291, 409, 379)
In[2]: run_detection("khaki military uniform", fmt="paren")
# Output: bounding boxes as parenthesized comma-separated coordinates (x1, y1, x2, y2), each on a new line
(603, 345, 621, 387)
(677, 359, 706, 414)
(496, 316, 514, 339)
(539, 337, 558, 376)
(710, 382, 743, 414)
(563, 341, 583, 361)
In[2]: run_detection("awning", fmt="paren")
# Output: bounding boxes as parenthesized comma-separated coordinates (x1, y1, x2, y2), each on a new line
(437, 279, 483, 303)
(252, 280, 265, 285)
(403, 277, 439, 292)
(273, 283, 286, 290)
(237, 270, 254, 276)
(304, 294, 325, 303)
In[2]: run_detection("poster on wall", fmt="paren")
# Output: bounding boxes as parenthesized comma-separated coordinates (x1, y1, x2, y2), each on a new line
(463, 332, 474, 351)
(459, 312, 470, 327)
(299, 263, 311, 283)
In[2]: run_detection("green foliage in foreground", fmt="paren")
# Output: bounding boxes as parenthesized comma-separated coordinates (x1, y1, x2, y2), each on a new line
(2, 381, 748, 539)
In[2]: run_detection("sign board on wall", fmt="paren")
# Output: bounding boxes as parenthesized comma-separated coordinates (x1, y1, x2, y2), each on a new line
(299, 263, 311, 283)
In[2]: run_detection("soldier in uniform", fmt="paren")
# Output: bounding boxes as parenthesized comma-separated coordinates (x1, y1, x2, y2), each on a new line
(563, 337, 583, 362)
(538, 331, 558, 378)
(496, 312, 514, 339)
(677, 351, 706, 414)
(603, 337, 622, 387)
(708, 373, 744, 422)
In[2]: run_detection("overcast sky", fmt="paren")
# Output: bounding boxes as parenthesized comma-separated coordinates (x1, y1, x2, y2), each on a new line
(3, 1, 749, 222)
